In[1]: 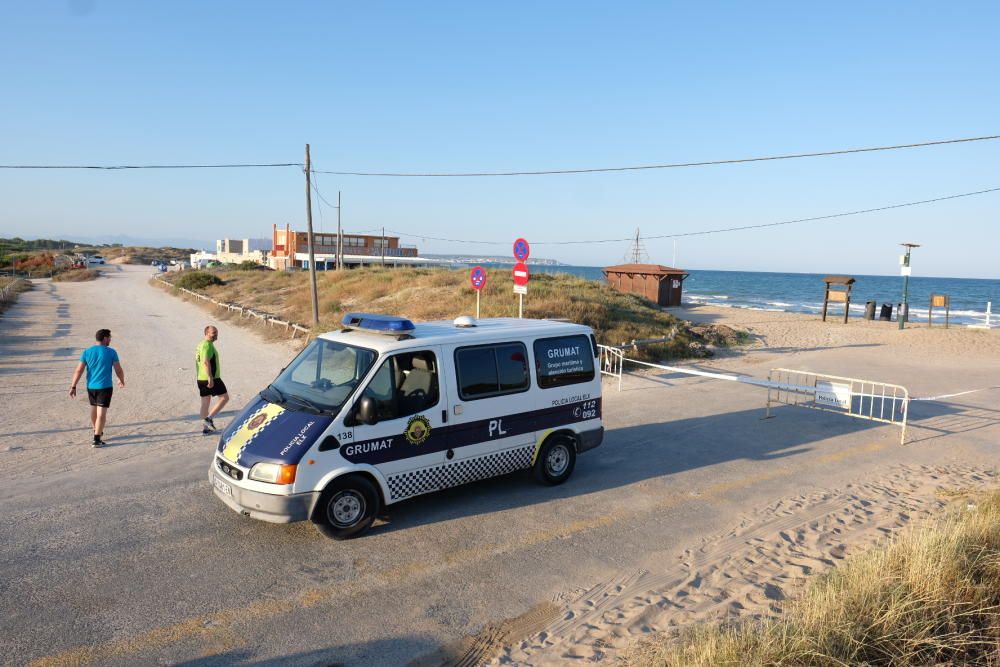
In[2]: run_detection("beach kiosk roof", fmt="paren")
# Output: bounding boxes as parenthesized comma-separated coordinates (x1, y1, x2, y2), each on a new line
(603, 263, 689, 307)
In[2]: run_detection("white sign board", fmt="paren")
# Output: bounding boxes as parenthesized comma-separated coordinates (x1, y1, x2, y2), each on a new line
(900, 266, 912, 276)
(815, 381, 851, 410)
(513, 284, 527, 295)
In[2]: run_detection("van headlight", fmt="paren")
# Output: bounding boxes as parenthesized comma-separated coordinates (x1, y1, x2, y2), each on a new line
(248, 462, 297, 485)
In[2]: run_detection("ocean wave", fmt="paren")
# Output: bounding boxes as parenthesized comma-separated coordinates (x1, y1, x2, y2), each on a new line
(687, 293, 729, 300)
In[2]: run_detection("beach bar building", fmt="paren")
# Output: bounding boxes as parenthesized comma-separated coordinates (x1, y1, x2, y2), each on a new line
(603, 263, 689, 307)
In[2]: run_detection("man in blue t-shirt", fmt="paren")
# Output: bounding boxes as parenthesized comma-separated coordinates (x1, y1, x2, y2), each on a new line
(69, 328, 126, 447)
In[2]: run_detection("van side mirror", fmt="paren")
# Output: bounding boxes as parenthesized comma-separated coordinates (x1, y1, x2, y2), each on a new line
(356, 397, 378, 425)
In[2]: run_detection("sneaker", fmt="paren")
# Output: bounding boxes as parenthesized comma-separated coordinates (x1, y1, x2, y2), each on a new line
(203, 417, 217, 432)
(202, 426, 214, 435)
(92, 436, 106, 448)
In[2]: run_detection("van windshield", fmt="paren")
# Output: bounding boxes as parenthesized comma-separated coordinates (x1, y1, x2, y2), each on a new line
(263, 339, 377, 414)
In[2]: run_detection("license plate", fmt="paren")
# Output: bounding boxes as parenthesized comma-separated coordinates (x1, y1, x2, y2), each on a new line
(213, 475, 233, 497)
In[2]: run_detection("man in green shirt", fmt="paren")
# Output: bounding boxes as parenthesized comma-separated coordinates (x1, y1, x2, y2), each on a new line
(196, 325, 229, 434)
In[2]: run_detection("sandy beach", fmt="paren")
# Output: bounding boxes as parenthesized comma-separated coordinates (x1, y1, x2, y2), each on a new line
(678, 303, 1000, 361)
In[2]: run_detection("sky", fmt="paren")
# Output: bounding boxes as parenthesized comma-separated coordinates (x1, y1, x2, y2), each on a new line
(1, 1, 998, 278)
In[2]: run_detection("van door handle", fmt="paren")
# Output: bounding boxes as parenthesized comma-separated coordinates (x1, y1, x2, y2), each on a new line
(442, 409, 448, 424)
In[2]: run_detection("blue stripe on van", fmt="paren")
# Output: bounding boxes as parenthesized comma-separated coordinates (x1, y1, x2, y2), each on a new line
(339, 397, 601, 465)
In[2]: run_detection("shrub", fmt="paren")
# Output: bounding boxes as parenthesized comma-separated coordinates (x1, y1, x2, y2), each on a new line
(176, 271, 223, 291)
(53, 269, 100, 282)
(235, 260, 264, 271)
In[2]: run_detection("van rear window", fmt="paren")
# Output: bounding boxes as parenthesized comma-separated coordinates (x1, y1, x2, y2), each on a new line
(534, 335, 595, 388)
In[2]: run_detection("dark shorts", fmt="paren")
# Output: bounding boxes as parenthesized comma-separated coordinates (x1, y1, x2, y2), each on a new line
(87, 388, 113, 408)
(197, 379, 228, 397)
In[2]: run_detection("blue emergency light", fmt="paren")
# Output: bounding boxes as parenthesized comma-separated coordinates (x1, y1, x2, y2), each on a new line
(341, 312, 416, 333)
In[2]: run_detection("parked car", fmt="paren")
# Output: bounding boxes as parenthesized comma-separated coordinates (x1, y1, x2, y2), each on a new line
(88, 255, 105, 265)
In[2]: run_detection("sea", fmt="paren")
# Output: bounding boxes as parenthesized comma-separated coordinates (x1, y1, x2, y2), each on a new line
(478, 264, 1000, 328)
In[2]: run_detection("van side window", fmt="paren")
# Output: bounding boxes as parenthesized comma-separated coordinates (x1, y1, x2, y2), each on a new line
(361, 351, 439, 420)
(534, 334, 595, 388)
(455, 343, 530, 400)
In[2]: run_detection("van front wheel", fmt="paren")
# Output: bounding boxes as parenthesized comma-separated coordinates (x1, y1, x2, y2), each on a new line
(533, 436, 576, 485)
(313, 474, 380, 540)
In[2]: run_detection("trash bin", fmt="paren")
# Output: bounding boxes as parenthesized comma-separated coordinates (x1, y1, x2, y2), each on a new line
(864, 301, 876, 320)
(897, 303, 908, 323)
(879, 303, 893, 321)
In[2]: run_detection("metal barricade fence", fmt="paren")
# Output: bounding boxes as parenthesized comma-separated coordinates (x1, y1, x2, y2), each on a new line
(766, 368, 909, 444)
(597, 344, 624, 392)
(595, 348, 911, 445)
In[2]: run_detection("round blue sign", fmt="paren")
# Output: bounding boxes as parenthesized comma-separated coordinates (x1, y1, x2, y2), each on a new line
(513, 238, 530, 262)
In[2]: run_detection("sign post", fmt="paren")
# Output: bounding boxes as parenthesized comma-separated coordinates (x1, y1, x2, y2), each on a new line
(512, 261, 529, 318)
(929, 293, 950, 328)
(512, 238, 531, 319)
(469, 266, 487, 319)
(898, 243, 920, 330)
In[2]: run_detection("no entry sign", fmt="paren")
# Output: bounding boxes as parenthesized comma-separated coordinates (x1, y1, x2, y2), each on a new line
(469, 266, 487, 291)
(513, 238, 530, 262)
(512, 262, 530, 286)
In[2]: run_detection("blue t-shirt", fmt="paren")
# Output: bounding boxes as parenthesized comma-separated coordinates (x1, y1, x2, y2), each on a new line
(80, 345, 120, 390)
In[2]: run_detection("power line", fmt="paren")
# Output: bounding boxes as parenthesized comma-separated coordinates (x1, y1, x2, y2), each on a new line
(386, 184, 1000, 246)
(308, 170, 339, 210)
(311, 134, 1000, 177)
(3, 133, 997, 175)
(0, 162, 301, 170)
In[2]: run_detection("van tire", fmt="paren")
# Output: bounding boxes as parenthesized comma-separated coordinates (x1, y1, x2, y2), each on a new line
(533, 435, 576, 485)
(313, 474, 381, 540)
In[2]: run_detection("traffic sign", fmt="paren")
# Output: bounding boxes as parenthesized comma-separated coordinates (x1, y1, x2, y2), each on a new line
(513, 238, 530, 262)
(513, 284, 527, 295)
(512, 262, 530, 286)
(470, 266, 487, 291)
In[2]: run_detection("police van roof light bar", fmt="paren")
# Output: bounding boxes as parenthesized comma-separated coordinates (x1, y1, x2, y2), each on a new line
(341, 313, 416, 333)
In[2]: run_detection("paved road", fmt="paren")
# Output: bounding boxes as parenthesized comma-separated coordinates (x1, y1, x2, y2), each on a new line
(0, 266, 997, 666)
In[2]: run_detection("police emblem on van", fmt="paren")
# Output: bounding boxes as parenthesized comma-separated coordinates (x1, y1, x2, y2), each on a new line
(404, 415, 431, 445)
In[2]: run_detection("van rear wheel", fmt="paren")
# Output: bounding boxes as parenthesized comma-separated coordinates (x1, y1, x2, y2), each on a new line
(533, 435, 576, 485)
(313, 474, 380, 540)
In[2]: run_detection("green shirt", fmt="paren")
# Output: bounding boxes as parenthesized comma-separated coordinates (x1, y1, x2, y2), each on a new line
(196, 340, 221, 381)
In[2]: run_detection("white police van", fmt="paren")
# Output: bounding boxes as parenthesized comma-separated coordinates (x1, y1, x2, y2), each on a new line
(210, 313, 604, 538)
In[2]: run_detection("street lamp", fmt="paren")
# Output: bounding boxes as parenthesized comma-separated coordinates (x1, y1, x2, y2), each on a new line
(899, 243, 920, 330)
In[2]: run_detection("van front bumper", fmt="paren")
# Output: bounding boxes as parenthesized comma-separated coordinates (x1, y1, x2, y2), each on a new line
(210, 470, 320, 524)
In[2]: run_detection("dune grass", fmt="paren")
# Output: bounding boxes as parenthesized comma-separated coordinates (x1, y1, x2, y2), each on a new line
(622, 489, 1000, 667)
(161, 267, 718, 360)
(52, 268, 100, 282)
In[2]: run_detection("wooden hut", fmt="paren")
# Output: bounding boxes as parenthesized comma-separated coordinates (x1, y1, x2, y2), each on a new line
(603, 263, 688, 307)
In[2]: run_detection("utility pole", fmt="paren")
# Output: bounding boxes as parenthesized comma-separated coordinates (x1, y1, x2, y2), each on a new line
(337, 191, 343, 271)
(381, 226, 386, 266)
(898, 242, 920, 330)
(304, 144, 320, 327)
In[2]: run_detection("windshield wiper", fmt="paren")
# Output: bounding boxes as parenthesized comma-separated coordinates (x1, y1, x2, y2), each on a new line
(285, 394, 327, 414)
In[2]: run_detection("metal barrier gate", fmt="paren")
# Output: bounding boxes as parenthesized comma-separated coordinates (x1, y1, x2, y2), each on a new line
(766, 368, 909, 444)
(597, 344, 624, 392)
(596, 348, 910, 444)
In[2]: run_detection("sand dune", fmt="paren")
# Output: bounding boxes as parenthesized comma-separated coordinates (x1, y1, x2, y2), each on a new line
(491, 464, 997, 666)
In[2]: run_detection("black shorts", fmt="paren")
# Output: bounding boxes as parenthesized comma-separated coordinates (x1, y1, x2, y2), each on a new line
(197, 379, 228, 397)
(87, 388, 113, 407)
